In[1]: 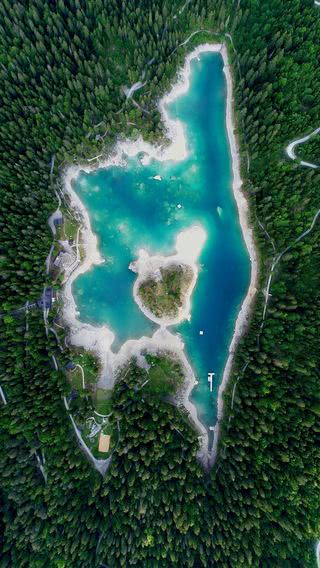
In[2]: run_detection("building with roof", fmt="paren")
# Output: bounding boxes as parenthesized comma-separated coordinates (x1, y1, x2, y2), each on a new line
(37, 287, 55, 309)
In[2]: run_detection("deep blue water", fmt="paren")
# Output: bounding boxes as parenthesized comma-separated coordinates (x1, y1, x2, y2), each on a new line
(72, 52, 250, 443)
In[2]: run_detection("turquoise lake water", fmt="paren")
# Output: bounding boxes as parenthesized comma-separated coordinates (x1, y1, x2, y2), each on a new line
(72, 52, 250, 446)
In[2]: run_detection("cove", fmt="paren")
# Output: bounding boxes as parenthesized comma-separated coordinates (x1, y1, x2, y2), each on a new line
(68, 47, 251, 450)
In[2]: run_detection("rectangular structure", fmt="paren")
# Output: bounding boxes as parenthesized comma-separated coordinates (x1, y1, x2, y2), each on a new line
(98, 433, 110, 453)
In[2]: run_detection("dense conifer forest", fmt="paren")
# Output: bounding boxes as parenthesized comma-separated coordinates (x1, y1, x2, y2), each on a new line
(0, 0, 319, 566)
(297, 133, 320, 165)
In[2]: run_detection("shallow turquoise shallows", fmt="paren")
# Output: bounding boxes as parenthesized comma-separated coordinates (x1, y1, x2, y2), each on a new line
(73, 52, 250, 447)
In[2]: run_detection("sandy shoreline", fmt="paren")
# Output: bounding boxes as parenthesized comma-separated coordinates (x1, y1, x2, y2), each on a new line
(209, 45, 259, 464)
(61, 42, 258, 465)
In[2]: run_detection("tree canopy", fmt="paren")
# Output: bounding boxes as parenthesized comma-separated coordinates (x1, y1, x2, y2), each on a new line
(0, 0, 319, 566)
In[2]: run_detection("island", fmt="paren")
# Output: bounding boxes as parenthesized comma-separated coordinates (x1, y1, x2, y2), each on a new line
(136, 263, 194, 320)
(129, 224, 206, 325)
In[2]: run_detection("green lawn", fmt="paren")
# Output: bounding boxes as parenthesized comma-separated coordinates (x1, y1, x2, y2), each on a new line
(61, 214, 79, 243)
(67, 367, 83, 391)
(144, 353, 185, 396)
(72, 350, 99, 386)
(95, 388, 113, 415)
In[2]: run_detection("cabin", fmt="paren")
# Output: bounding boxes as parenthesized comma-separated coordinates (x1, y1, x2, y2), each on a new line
(37, 287, 55, 309)
(98, 433, 111, 453)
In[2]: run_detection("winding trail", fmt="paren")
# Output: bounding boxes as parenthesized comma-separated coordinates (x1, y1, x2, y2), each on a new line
(123, 81, 147, 100)
(260, 208, 320, 329)
(87, 153, 103, 163)
(114, 58, 155, 125)
(285, 126, 320, 169)
(63, 396, 120, 476)
(131, 98, 151, 116)
(116, 27, 218, 125)
(256, 217, 276, 254)
(49, 327, 64, 352)
(51, 354, 58, 371)
(63, 396, 112, 476)
(0, 386, 7, 405)
(42, 290, 49, 338)
(173, 0, 192, 19)
(170, 29, 219, 57)
(25, 300, 29, 333)
(217, 202, 320, 469)
(45, 244, 55, 275)
(74, 363, 85, 389)
(259, 121, 320, 329)
(35, 451, 47, 484)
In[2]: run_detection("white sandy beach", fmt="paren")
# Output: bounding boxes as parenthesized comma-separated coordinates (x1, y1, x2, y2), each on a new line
(61, 42, 259, 464)
(209, 45, 259, 464)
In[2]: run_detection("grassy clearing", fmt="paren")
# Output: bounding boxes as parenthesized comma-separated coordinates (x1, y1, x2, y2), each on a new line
(61, 213, 79, 243)
(95, 388, 113, 415)
(144, 353, 185, 396)
(117, 353, 186, 397)
(138, 263, 193, 319)
(72, 349, 99, 386)
(67, 367, 83, 391)
(81, 413, 116, 459)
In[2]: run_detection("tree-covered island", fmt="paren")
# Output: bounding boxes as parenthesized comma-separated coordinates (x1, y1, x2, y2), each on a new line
(137, 262, 194, 320)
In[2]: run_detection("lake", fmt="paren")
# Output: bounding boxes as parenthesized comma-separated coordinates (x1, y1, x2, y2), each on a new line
(71, 49, 250, 449)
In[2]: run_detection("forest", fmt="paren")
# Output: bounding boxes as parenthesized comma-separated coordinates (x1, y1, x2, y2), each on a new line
(0, 0, 319, 566)
(297, 132, 320, 165)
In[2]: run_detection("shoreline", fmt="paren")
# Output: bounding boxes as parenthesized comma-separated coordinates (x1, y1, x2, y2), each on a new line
(61, 42, 259, 465)
(209, 45, 259, 464)
(114, 326, 208, 455)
